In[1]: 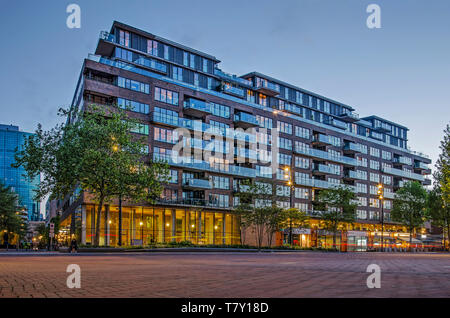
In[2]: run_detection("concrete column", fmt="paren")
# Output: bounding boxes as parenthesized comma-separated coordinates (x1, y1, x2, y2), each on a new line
(222, 213, 226, 245)
(172, 209, 176, 242)
(198, 211, 202, 244)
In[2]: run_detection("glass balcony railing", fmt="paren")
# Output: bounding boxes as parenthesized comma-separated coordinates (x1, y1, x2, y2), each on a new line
(294, 147, 357, 166)
(214, 68, 253, 87)
(383, 191, 395, 199)
(255, 81, 280, 92)
(223, 85, 245, 97)
(295, 177, 356, 192)
(153, 153, 256, 178)
(312, 134, 333, 145)
(414, 161, 429, 170)
(393, 156, 412, 165)
(234, 112, 259, 126)
(183, 98, 212, 114)
(325, 119, 348, 130)
(235, 147, 258, 160)
(344, 170, 364, 180)
(382, 166, 424, 181)
(313, 164, 333, 174)
(99, 31, 115, 43)
(157, 198, 228, 208)
(343, 142, 361, 153)
(151, 113, 257, 144)
(183, 179, 212, 189)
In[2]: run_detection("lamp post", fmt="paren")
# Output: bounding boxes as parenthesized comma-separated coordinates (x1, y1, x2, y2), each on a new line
(377, 184, 384, 252)
(284, 166, 295, 246)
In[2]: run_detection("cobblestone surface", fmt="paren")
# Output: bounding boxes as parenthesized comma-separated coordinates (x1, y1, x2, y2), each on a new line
(0, 252, 449, 298)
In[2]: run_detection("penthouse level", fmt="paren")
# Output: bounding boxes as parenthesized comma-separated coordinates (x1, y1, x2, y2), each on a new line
(59, 21, 432, 251)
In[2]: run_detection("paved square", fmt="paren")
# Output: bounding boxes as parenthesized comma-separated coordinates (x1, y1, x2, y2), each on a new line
(0, 252, 449, 298)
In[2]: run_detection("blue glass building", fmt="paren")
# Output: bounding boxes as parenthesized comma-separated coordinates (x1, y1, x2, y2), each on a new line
(0, 124, 41, 221)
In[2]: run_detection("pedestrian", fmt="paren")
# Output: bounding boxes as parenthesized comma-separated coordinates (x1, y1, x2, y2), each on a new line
(70, 238, 78, 253)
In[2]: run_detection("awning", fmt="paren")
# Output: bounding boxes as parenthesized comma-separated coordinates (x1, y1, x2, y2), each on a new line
(397, 237, 423, 244)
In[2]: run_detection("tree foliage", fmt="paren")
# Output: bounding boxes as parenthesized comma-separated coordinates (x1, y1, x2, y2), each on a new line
(392, 181, 428, 249)
(14, 105, 169, 246)
(314, 186, 357, 250)
(0, 183, 27, 245)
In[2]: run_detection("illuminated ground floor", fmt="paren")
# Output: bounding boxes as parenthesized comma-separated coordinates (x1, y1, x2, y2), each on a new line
(59, 204, 241, 246)
(58, 204, 443, 251)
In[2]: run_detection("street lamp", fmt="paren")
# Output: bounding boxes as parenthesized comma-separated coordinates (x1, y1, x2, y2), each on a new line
(377, 184, 384, 252)
(284, 166, 295, 246)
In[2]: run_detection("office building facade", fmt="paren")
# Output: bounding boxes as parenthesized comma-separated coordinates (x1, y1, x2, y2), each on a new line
(59, 21, 432, 250)
(0, 124, 41, 221)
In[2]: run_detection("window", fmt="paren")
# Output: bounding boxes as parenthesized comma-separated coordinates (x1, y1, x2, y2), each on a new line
(382, 175, 392, 185)
(358, 197, 367, 207)
(246, 90, 255, 103)
(369, 198, 380, 208)
(295, 202, 309, 211)
(169, 170, 178, 183)
(258, 93, 267, 107)
(154, 107, 178, 125)
(295, 172, 310, 184)
(194, 73, 199, 87)
(211, 176, 230, 190)
(155, 87, 179, 106)
(277, 121, 292, 135)
(210, 120, 229, 134)
(370, 147, 380, 158)
(370, 160, 380, 170)
(210, 103, 230, 118)
(190, 54, 196, 68)
(382, 150, 392, 160)
(164, 45, 169, 60)
(147, 39, 158, 56)
(117, 98, 149, 114)
(278, 153, 292, 165)
(183, 52, 189, 66)
(356, 183, 367, 193)
(209, 193, 229, 208)
(256, 165, 273, 178)
(276, 185, 290, 197)
(202, 58, 208, 72)
(119, 30, 130, 47)
(154, 127, 178, 144)
(357, 170, 367, 180)
(295, 126, 310, 139)
(295, 156, 309, 169)
(357, 157, 368, 167)
(278, 137, 292, 150)
(172, 66, 183, 81)
(370, 173, 380, 183)
(360, 144, 368, 154)
(357, 210, 367, 220)
(295, 187, 309, 199)
(117, 77, 149, 94)
(256, 115, 272, 129)
(131, 123, 149, 135)
(328, 163, 340, 175)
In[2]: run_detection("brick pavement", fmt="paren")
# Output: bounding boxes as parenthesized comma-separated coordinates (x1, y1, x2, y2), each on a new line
(0, 252, 449, 298)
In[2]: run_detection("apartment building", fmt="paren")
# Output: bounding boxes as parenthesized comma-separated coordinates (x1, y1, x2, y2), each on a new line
(59, 21, 432, 250)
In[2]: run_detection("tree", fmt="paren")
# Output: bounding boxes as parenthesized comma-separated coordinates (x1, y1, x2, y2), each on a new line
(0, 183, 27, 249)
(234, 180, 279, 249)
(427, 188, 450, 251)
(278, 208, 309, 247)
(264, 206, 285, 247)
(14, 105, 168, 246)
(391, 181, 428, 251)
(432, 123, 450, 250)
(314, 186, 357, 251)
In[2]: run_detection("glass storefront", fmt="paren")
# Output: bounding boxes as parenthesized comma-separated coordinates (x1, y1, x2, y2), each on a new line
(76, 204, 240, 246)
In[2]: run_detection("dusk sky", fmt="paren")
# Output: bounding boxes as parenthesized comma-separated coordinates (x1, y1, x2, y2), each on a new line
(1, 0, 449, 175)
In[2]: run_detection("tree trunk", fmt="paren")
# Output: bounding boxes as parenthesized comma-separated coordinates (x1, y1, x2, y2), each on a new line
(447, 223, 450, 252)
(409, 230, 413, 253)
(94, 197, 105, 247)
(333, 231, 337, 251)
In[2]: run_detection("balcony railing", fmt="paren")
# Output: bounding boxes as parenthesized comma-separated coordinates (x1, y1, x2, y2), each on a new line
(153, 153, 256, 178)
(183, 179, 212, 189)
(343, 142, 361, 153)
(294, 147, 357, 166)
(234, 112, 259, 127)
(222, 85, 245, 97)
(344, 170, 365, 180)
(312, 134, 333, 145)
(313, 164, 333, 175)
(156, 198, 229, 208)
(381, 166, 424, 181)
(295, 178, 356, 192)
(393, 156, 412, 165)
(99, 31, 115, 43)
(338, 112, 360, 122)
(255, 81, 280, 92)
(183, 98, 212, 114)
(214, 68, 253, 87)
(414, 161, 429, 170)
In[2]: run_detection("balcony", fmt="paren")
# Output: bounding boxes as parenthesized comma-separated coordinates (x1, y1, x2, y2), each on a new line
(422, 178, 432, 186)
(235, 147, 257, 160)
(153, 153, 256, 178)
(294, 147, 358, 166)
(343, 170, 363, 180)
(339, 112, 360, 123)
(222, 85, 245, 98)
(156, 198, 229, 209)
(295, 177, 356, 192)
(374, 123, 392, 133)
(382, 166, 424, 182)
(393, 156, 412, 165)
(312, 134, 333, 146)
(343, 142, 361, 154)
(214, 68, 253, 87)
(254, 81, 280, 96)
(183, 98, 211, 117)
(183, 179, 212, 189)
(312, 164, 333, 175)
(383, 191, 395, 199)
(325, 118, 348, 130)
(414, 161, 429, 170)
(96, 31, 116, 56)
(234, 112, 259, 128)
(393, 180, 405, 189)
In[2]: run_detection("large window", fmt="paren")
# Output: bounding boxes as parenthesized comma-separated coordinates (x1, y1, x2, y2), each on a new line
(119, 30, 130, 47)
(295, 126, 310, 139)
(155, 87, 179, 106)
(256, 115, 272, 129)
(154, 127, 178, 144)
(211, 176, 230, 190)
(147, 39, 158, 56)
(117, 77, 149, 94)
(211, 103, 230, 118)
(131, 123, 149, 135)
(117, 98, 149, 114)
(172, 66, 183, 81)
